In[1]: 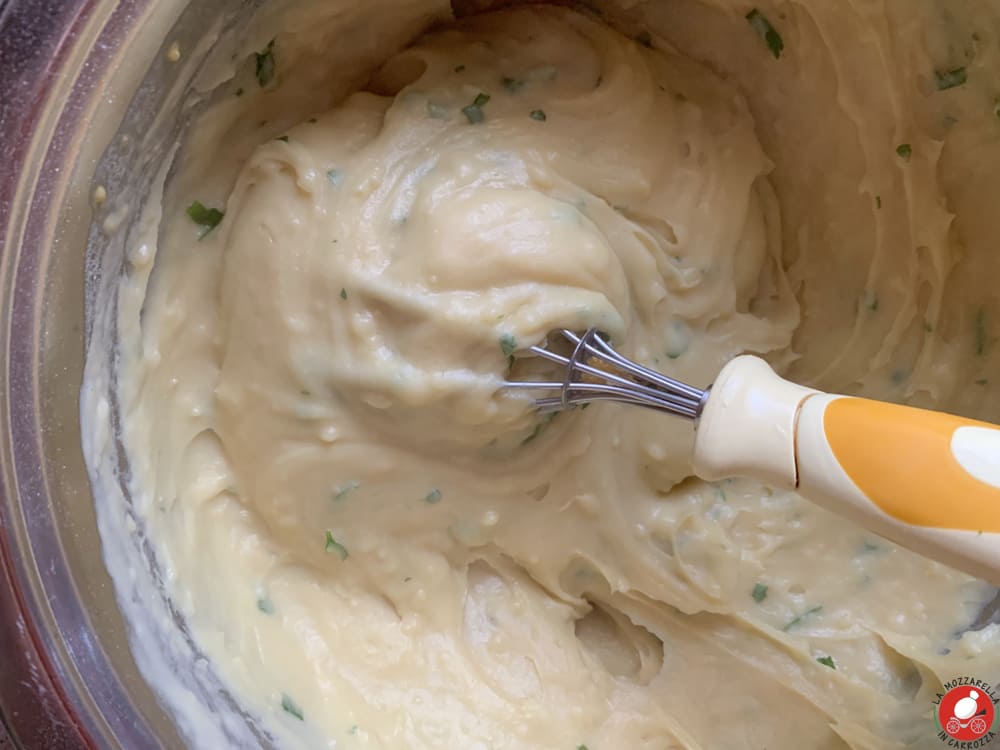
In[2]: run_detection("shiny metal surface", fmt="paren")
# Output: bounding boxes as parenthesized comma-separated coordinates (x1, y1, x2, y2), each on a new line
(505, 328, 708, 417)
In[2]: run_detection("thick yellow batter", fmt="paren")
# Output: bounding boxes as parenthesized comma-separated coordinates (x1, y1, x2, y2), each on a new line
(114, 2, 1000, 748)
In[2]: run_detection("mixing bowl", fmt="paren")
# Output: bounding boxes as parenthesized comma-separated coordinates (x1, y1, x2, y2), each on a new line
(0, 1, 255, 745)
(1, 0, 998, 748)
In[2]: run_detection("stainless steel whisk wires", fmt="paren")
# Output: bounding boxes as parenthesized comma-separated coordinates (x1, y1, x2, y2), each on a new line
(503, 329, 710, 418)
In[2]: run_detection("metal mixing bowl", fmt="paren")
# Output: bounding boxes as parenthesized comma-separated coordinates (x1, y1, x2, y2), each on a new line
(0, 1, 243, 746)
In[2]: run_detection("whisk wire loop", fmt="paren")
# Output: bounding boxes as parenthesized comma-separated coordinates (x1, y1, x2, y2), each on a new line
(504, 328, 709, 419)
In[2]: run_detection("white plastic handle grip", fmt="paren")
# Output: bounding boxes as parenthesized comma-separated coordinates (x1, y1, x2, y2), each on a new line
(693, 355, 1000, 584)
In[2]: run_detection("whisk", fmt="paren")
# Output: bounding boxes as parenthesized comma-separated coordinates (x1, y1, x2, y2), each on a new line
(504, 328, 1000, 585)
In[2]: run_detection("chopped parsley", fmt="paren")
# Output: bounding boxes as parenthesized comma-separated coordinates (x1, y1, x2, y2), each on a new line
(935, 67, 967, 91)
(257, 595, 275, 614)
(324, 531, 348, 560)
(522, 412, 557, 445)
(255, 39, 276, 87)
(281, 693, 304, 720)
(333, 480, 359, 501)
(994, 97, 1000, 120)
(462, 92, 491, 124)
(975, 306, 987, 355)
(863, 289, 879, 312)
(426, 101, 448, 119)
(424, 488, 443, 504)
(896, 143, 912, 161)
(340, 288, 348, 300)
(307, 117, 318, 123)
(454, 64, 466, 73)
(816, 655, 836, 669)
(875, 195, 882, 209)
(500, 333, 518, 357)
(530, 109, 547, 121)
(746, 9, 783, 60)
(502, 76, 524, 93)
(327, 168, 344, 187)
(976, 378, 989, 386)
(783, 605, 822, 632)
(578, 745, 590, 750)
(634, 30, 653, 48)
(186, 201, 224, 237)
(751, 583, 768, 603)
(235, 87, 244, 97)
(275, 135, 289, 142)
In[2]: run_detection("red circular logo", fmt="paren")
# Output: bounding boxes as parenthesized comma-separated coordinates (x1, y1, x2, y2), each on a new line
(938, 684, 996, 742)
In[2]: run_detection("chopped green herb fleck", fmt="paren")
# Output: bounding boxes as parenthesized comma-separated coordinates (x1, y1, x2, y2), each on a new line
(281, 693, 304, 720)
(522, 412, 557, 445)
(746, 9, 784, 60)
(349, 725, 359, 735)
(500, 333, 517, 358)
(864, 290, 879, 312)
(875, 195, 882, 209)
(307, 117, 317, 123)
(752, 583, 768, 603)
(816, 655, 836, 669)
(890, 369, 909, 384)
(975, 306, 988, 355)
(634, 30, 653, 48)
(994, 97, 1000, 120)
(324, 531, 348, 560)
(924, 320, 933, 332)
(275, 135, 289, 142)
(333, 481, 359, 501)
(463, 105, 485, 124)
(257, 595, 275, 614)
(976, 379, 989, 386)
(502, 76, 524, 93)
(235, 87, 244, 97)
(578, 745, 590, 750)
(426, 101, 448, 119)
(896, 143, 912, 160)
(340, 288, 348, 300)
(783, 605, 823, 632)
(454, 64, 466, 73)
(935, 67, 967, 91)
(255, 39, 276, 87)
(862, 539, 880, 553)
(530, 109, 547, 121)
(327, 168, 343, 187)
(186, 201, 224, 237)
(424, 488, 442, 504)
(462, 92, 491, 124)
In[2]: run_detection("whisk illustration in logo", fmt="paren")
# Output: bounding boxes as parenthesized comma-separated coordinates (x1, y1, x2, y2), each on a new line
(933, 677, 999, 748)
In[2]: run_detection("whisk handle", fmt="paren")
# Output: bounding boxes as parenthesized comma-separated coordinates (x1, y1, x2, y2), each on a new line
(694, 356, 1000, 584)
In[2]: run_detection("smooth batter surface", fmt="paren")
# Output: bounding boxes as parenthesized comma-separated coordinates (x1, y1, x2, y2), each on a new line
(113, 1, 1000, 748)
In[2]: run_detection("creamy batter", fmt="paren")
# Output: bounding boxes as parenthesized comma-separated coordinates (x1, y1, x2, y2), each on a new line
(110, 1, 1000, 748)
